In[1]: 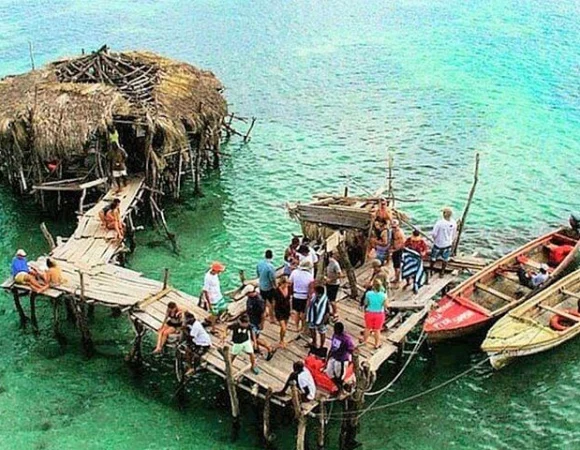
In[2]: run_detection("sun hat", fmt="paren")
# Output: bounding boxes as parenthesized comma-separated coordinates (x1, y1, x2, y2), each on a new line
(210, 261, 225, 273)
(16, 249, 26, 257)
(299, 259, 313, 270)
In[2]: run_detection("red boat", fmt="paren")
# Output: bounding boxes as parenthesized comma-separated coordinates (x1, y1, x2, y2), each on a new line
(424, 228, 580, 343)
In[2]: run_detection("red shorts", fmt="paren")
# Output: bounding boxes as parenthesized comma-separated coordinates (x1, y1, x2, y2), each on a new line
(365, 311, 385, 330)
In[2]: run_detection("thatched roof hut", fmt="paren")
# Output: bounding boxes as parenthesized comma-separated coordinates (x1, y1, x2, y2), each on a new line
(0, 46, 228, 201)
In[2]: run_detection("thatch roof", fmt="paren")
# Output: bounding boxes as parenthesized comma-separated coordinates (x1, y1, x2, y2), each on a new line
(0, 47, 227, 158)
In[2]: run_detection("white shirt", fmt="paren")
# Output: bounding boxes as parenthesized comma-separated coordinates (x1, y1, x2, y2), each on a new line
(289, 269, 314, 299)
(203, 271, 222, 304)
(189, 321, 212, 347)
(532, 272, 549, 287)
(298, 368, 316, 401)
(431, 218, 457, 248)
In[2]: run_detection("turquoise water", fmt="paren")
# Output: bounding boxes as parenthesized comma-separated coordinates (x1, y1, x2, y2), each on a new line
(1, 0, 579, 448)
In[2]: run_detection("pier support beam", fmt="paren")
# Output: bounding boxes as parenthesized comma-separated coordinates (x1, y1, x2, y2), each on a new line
(340, 353, 369, 450)
(127, 319, 146, 365)
(71, 298, 94, 358)
(318, 400, 326, 450)
(220, 345, 240, 440)
(263, 388, 274, 447)
(51, 298, 66, 345)
(291, 382, 307, 450)
(12, 289, 29, 329)
(29, 292, 39, 334)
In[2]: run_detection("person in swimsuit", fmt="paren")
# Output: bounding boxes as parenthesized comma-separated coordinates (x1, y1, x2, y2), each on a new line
(274, 276, 292, 348)
(389, 219, 406, 287)
(153, 301, 184, 353)
(374, 197, 393, 230)
(107, 125, 128, 193)
(99, 198, 125, 241)
(42, 258, 65, 286)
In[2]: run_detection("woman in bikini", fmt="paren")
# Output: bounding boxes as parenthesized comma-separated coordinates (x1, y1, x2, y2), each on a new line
(153, 302, 184, 353)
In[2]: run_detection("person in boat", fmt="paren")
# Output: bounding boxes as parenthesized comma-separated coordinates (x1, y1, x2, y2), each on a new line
(224, 314, 260, 374)
(360, 259, 390, 307)
(183, 312, 211, 376)
(153, 301, 184, 354)
(274, 276, 292, 348)
(202, 262, 229, 333)
(325, 251, 344, 321)
(256, 249, 277, 323)
(561, 214, 580, 240)
(99, 198, 125, 241)
(246, 285, 275, 360)
(389, 219, 406, 287)
(289, 259, 315, 332)
(373, 197, 392, 232)
(107, 125, 128, 193)
(362, 279, 389, 349)
(42, 258, 65, 286)
(306, 284, 330, 349)
(430, 207, 457, 278)
(402, 230, 429, 292)
(283, 237, 300, 276)
(517, 262, 549, 289)
(275, 361, 316, 402)
(325, 321, 355, 396)
(10, 249, 47, 293)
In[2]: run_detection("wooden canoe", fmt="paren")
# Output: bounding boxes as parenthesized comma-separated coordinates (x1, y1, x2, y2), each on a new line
(481, 269, 580, 369)
(423, 228, 580, 343)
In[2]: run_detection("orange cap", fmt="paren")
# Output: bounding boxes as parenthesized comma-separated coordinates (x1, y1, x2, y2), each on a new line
(211, 261, 225, 273)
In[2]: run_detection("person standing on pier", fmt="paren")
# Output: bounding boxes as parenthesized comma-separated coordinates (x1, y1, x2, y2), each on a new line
(274, 276, 292, 348)
(225, 314, 260, 374)
(325, 322, 355, 397)
(306, 284, 330, 349)
(246, 286, 275, 360)
(389, 219, 406, 287)
(256, 249, 277, 323)
(202, 262, 228, 333)
(325, 251, 344, 321)
(283, 237, 300, 276)
(430, 207, 457, 278)
(361, 280, 389, 349)
(107, 125, 128, 194)
(289, 259, 315, 332)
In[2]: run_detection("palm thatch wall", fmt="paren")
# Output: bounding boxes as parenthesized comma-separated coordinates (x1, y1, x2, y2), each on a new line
(0, 45, 228, 202)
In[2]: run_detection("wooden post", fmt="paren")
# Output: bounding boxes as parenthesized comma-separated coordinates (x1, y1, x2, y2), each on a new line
(452, 153, 480, 256)
(337, 241, 358, 299)
(318, 400, 326, 450)
(12, 289, 28, 329)
(349, 354, 367, 441)
(71, 297, 94, 357)
(291, 382, 307, 450)
(29, 292, 39, 334)
(51, 299, 66, 345)
(40, 222, 56, 250)
(163, 268, 169, 290)
(176, 150, 183, 199)
(243, 117, 256, 143)
(220, 345, 240, 439)
(263, 387, 274, 446)
(127, 318, 145, 365)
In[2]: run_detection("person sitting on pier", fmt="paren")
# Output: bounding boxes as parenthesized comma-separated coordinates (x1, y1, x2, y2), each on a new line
(283, 237, 300, 276)
(325, 251, 344, 321)
(153, 301, 184, 354)
(202, 262, 228, 333)
(183, 312, 211, 376)
(225, 314, 260, 375)
(10, 249, 48, 293)
(257, 249, 277, 323)
(107, 125, 128, 194)
(517, 262, 549, 289)
(430, 207, 457, 278)
(325, 322, 355, 397)
(275, 361, 316, 402)
(246, 286, 275, 360)
(99, 198, 125, 241)
(274, 276, 292, 348)
(306, 284, 330, 349)
(389, 219, 406, 287)
(289, 259, 315, 332)
(42, 258, 64, 287)
(362, 279, 389, 349)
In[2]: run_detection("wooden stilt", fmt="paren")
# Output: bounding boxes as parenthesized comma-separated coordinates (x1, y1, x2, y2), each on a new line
(452, 153, 480, 256)
(12, 289, 29, 329)
(337, 241, 358, 299)
(29, 292, 39, 334)
(291, 382, 307, 450)
(40, 222, 56, 250)
(163, 268, 169, 290)
(127, 318, 145, 364)
(51, 298, 66, 345)
(220, 345, 240, 440)
(318, 400, 326, 450)
(263, 387, 274, 446)
(71, 297, 94, 357)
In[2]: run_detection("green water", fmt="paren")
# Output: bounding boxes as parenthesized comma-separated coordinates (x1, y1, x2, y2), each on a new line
(1, 0, 579, 448)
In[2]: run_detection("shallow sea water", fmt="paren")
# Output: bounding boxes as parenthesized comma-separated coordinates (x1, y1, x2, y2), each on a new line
(0, 0, 579, 449)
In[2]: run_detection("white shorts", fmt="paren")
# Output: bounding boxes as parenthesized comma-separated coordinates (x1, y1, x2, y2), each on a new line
(113, 170, 127, 178)
(325, 358, 348, 380)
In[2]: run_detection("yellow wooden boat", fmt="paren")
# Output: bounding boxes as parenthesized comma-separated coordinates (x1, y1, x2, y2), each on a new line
(481, 269, 580, 369)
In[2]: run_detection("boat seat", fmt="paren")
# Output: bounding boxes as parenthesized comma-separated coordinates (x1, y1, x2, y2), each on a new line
(561, 289, 580, 301)
(475, 283, 515, 303)
(538, 304, 580, 323)
(553, 233, 578, 246)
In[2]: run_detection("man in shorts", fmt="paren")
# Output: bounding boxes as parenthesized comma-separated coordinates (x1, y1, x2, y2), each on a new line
(107, 125, 128, 194)
(389, 219, 406, 287)
(225, 314, 260, 374)
(325, 251, 343, 320)
(325, 322, 355, 396)
(275, 361, 317, 402)
(306, 284, 330, 349)
(256, 249, 277, 322)
(430, 207, 457, 278)
(246, 286, 275, 360)
(202, 262, 229, 333)
(183, 312, 211, 376)
(289, 259, 314, 332)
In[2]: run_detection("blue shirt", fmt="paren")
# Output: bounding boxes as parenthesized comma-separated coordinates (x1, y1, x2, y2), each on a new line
(256, 259, 276, 291)
(11, 257, 29, 277)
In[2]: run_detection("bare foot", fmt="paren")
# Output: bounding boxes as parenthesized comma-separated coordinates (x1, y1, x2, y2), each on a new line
(152, 348, 162, 354)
